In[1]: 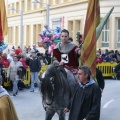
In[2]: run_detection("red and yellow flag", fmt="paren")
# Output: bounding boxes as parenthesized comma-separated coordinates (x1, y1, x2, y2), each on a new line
(0, 0, 8, 41)
(81, 0, 100, 76)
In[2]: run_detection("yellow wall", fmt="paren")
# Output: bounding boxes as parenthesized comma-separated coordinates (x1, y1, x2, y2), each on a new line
(5, 0, 120, 50)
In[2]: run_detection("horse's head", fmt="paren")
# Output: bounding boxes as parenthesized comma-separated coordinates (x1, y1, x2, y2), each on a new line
(40, 64, 70, 107)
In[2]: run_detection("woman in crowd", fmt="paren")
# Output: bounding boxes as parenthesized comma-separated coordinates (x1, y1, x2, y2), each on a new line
(2, 53, 10, 68)
(7, 56, 23, 96)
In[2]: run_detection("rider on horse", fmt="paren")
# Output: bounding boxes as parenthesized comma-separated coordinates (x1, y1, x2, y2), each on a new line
(53, 29, 81, 94)
(41, 29, 81, 120)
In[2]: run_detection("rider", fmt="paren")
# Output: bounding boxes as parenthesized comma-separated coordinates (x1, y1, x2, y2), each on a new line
(53, 29, 80, 94)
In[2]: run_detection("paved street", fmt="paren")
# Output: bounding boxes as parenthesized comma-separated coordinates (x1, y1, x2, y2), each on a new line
(8, 79, 120, 120)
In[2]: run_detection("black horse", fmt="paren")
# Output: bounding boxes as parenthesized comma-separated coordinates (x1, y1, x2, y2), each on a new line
(40, 63, 76, 120)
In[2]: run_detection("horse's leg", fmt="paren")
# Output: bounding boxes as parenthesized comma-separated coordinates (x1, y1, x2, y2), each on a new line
(56, 109, 65, 120)
(45, 108, 55, 120)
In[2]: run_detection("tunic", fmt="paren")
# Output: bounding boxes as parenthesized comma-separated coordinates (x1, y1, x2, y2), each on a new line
(53, 42, 79, 68)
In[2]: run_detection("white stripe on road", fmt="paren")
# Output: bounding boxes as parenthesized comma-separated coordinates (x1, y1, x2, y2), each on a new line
(103, 99, 114, 109)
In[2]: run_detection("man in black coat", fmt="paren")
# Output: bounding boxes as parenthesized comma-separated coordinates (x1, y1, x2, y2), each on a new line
(64, 66, 101, 120)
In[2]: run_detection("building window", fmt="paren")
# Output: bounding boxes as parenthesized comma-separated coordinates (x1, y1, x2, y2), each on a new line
(8, 4, 11, 15)
(75, 20, 80, 32)
(33, 24, 41, 44)
(22, 0, 25, 12)
(15, 26, 19, 45)
(117, 19, 120, 48)
(8, 27, 13, 44)
(52, 18, 61, 29)
(16, 2, 20, 14)
(26, 25, 30, 46)
(27, 0, 31, 11)
(68, 21, 73, 37)
(102, 20, 109, 47)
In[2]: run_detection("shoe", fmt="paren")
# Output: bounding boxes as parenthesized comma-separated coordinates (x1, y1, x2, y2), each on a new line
(30, 90, 34, 92)
(13, 94, 16, 96)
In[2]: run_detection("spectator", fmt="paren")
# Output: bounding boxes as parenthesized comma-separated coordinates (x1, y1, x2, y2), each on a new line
(101, 54, 106, 62)
(98, 49, 101, 55)
(2, 53, 10, 68)
(26, 47, 31, 58)
(64, 66, 101, 120)
(20, 55, 29, 69)
(26, 46, 31, 53)
(0, 76, 19, 120)
(23, 46, 27, 54)
(113, 50, 120, 63)
(29, 49, 41, 92)
(7, 52, 15, 63)
(15, 46, 22, 56)
(32, 44, 39, 54)
(7, 56, 23, 96)
(104, 49, 109, 56)
(114, 63, 120, 79)
(96, 53, 102, 63)
(12, 46, 15, 50)
(105, 52, 115, 62)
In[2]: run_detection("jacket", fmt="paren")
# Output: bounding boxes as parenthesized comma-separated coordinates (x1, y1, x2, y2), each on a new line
(7, 61, 23, 81)
(29, 57, 41, 72)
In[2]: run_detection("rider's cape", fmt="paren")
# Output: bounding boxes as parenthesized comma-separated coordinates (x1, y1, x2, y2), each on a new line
(0, 86, 19, 120)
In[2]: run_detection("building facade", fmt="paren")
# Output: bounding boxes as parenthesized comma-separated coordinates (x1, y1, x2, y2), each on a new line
(5, 0, 120, 50)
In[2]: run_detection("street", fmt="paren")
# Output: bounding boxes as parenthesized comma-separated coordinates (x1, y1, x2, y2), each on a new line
(8, 79, 120, 120)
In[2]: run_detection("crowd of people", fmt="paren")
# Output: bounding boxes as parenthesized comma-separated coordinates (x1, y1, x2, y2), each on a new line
(0, 44, 52, 96)
(97, 49, 120, 63)
(0, 29, 105, 120)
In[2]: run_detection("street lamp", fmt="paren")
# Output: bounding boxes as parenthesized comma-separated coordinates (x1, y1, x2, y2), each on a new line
(32, 0, 50, 26)
(9, 8, 23, 49)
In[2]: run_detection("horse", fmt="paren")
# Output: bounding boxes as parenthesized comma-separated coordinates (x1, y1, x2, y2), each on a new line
(40, 63, 76, 120)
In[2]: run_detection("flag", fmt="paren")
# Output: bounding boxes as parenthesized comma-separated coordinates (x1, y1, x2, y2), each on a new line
(96, 7, 114, 40)
(0, 0, 8, 41)
(81, 0, 100, 76)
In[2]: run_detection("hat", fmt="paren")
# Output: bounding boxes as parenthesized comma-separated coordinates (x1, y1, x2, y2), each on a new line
(31, 49, 35, 53)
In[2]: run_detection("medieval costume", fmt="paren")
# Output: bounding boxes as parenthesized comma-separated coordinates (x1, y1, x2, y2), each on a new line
(53, 42, 79, 69)
(0, 86, 19, 120)
(67, 78, 101, 120)
(53, 42, 80, 95)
